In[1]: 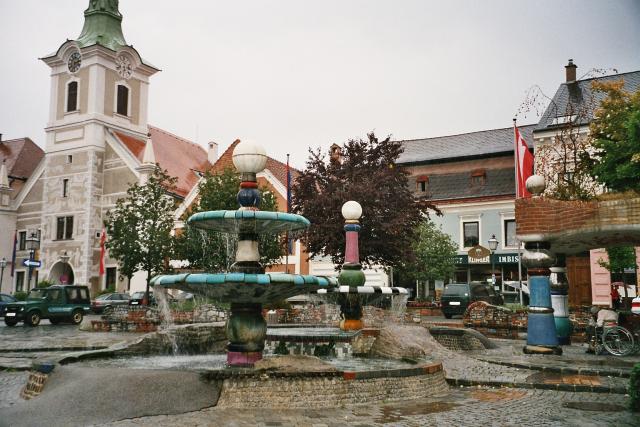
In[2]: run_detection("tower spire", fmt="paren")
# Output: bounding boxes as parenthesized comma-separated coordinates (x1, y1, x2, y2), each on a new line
(77, 0, 127, 51)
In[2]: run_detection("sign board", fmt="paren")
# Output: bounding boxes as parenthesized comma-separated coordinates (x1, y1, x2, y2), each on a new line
(22, 259, 41, 268)
(468, 245, 490, 260)
(496, 254, 520, 264)
(453, 253, 520, 266)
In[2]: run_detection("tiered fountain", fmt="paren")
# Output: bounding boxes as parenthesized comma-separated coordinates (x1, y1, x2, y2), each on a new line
(151, 142, 337, 366)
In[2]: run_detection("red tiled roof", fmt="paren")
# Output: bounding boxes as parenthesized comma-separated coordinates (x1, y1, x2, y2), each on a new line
(0, 138, 44, 197)
(210, 139, 300, 186)
(114, 126, 211, 198)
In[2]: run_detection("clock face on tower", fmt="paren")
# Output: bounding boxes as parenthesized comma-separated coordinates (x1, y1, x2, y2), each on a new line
(116, 55, 133, 79)
(67, 52, 82, 73)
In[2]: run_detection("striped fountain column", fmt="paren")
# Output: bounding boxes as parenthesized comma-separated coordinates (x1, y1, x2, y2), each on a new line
(550, 258, 571, 345)
(522, 241, 562, 355)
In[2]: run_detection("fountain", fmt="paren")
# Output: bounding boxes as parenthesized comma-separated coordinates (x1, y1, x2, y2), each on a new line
(151, 142, 338, 366)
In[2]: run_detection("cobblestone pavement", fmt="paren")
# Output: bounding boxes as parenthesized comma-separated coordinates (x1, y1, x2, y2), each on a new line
(97, 388, 635, 427)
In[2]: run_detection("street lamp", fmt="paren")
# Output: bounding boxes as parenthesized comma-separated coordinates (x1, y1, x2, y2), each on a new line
(488, 234, 499, 291)
(0, 257, 7, 290)
(25, 229, 40, 289)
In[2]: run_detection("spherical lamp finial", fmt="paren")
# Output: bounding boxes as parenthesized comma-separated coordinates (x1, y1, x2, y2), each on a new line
(526, 174, 546, 196)
(341, 201, 362, 221)
(232, 141, 268, 174)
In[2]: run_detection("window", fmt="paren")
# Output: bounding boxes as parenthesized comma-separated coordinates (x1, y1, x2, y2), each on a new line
(62, 179, 69, 198)
(116, 84, 129, 116)
(67, 81, 78, 112)
(463, 222, 479, 247)
(15, 271, 25, 292)
(504, 219, 517, 248)
(106, 267, 117, 290)
(18, 231, 26, 251)
(470, 169, 486, 186)
(416, 175, 429, 192)
(67, 155, 73, 164)
(56, 216, 74, 240)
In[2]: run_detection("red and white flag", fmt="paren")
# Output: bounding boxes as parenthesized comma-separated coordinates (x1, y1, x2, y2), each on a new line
(514, 124, 534, 198)
(99, 228, 106, 276)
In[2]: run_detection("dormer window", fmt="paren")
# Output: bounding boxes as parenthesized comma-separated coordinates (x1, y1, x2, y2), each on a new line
(66, 81, 78, 112)
(116, 84, 129, 116)
(470, 169, 486, 186)
(416, 175, 429, 192)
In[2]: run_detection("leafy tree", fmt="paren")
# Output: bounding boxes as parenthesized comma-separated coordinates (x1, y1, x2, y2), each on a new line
(588, 81, 640, 193)
(174, 168, 283, 271)
(105, 167, 177, 304)
(398, 220, 458, 284)
(598, 246, 638, 299)
(292, 133, 436, 268)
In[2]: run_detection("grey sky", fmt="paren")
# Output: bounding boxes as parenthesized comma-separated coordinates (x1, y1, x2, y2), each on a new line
(1, 0, 639, 168)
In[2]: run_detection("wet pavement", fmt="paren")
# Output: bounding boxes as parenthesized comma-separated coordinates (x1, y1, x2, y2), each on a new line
(0, 320, 638, 426)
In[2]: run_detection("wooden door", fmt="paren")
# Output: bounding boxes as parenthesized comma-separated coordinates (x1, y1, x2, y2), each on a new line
(567, 256, 592, 307)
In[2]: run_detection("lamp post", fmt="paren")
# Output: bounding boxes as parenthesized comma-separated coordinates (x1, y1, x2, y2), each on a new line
(0, 257, 6, 290)
(488, 234, 499, 292)
(25, 229, 40, 289)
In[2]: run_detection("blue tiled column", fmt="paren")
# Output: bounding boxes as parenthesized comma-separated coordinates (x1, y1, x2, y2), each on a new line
(522, 242, 562, 355)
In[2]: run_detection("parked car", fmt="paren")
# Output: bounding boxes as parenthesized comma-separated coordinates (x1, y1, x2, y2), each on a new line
(129, 291, 155, 306)
(3, 285, 91, 327)
(91, 292, 130, 314)
(0, 293, 18, 317)
(441, 282, 504, 319)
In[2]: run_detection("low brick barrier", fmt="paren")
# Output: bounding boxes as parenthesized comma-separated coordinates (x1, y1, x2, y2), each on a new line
(213, 362, 447, 408)
(428, 327, 495, 350)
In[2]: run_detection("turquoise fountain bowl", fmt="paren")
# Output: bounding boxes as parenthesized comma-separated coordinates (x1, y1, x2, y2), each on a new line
(188, 210, 310, 234)
(151, 273, 338, 304)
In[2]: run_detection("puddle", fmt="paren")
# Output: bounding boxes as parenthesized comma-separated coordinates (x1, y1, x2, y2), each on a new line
(562, 401, 626, 412)
(471, 389, 527, 402)
(526, 372, 601, 386)
(374, 401, 458, 423)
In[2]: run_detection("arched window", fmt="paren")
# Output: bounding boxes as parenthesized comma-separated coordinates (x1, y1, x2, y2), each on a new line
(67, 81, 78, 112)
(116, 84, 129, 116)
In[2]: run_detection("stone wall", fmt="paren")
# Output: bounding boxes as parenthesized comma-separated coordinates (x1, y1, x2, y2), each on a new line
(428, 327, 492, 351)
(215, 365, 447, 408)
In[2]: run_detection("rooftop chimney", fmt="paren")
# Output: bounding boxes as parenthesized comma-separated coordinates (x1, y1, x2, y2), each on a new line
(565, 59, 577, 83)
(208, 141, 218, 164)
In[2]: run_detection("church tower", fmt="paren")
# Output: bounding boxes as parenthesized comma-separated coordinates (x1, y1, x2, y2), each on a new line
(33, 1, 159, 291)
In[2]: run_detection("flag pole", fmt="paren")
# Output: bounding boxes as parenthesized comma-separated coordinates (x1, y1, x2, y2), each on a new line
(513, 118, 524, 305)
(285, 154, 290, 274)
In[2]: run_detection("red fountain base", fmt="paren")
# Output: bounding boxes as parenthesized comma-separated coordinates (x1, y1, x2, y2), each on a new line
(227, 351, 263, 367)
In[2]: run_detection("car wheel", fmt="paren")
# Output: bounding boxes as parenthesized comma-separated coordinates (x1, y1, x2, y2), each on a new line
(71, 310, 83, 325)
(4, 318, 17, 326)
(444, 313, 452, 319)
(26, 311, 41, 327)
(103, 306, 114, 315)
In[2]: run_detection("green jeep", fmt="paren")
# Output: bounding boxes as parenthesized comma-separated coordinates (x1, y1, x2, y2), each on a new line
(4, 285, 91, 327)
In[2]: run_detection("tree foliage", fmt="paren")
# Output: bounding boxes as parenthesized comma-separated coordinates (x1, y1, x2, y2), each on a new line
(588, 81, 640, 193)
(292, 133, 436, 268)
(105, 167, 177, 300)
(398, 220, 458, 283)
(598, 246, 637, 274)
(174, 168, 283, 271)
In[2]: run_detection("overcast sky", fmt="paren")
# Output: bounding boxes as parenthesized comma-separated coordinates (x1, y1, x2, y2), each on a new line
(1, 0, 639, 168)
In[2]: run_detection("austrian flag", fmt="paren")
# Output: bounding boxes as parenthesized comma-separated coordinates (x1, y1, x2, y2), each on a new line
(514, 125, 534, 198)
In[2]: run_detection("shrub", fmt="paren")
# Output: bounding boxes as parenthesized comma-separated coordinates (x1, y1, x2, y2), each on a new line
(36, 280, 55, 288)
(630, 363, 640, 412)
(13, 291, 27, 301)
(98, 287, 115, 296)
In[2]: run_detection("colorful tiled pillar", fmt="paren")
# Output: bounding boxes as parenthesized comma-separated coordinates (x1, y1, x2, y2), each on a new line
(550, 255, 571, 345)
(338, 201, 366, 331)
(522, 241, 562, 355)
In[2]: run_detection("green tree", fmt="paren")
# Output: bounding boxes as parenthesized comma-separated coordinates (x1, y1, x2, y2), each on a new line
(589, 81, 640, 193)
(398, 220, 457, 284)
(105, 167, 177, 303)
(174, 168, 283, 271)
(292, 133, 436, 268)
(598, 246, 638, 299)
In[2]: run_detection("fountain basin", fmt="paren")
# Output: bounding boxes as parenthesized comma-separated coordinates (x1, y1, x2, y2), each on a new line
(188, 210, 310, 234)
(151, 273, 338, 304)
